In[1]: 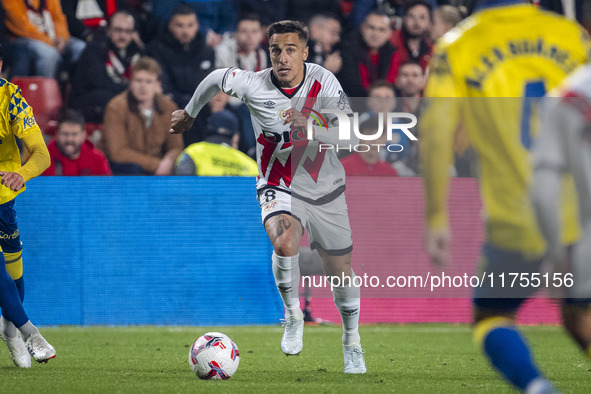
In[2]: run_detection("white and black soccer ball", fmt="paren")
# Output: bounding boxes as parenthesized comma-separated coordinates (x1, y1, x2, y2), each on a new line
(188, 332, 240, 380)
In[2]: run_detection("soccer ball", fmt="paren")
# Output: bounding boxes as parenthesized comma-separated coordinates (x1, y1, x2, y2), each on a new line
(188, 332, 240, 380)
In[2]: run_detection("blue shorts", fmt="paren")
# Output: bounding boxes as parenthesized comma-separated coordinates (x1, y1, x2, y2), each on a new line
(0, 200, 22, 254)
(473, 243, 543, 311)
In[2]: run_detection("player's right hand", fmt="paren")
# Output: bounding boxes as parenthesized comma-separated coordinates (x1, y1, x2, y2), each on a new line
(425, 228, 452, 267)
(169, 110, 195, 134)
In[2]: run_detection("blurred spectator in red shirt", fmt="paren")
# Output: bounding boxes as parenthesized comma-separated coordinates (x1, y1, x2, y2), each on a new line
(43, 109, 112, 176)
(390, 0, 432, 81)
(338, 10, 397, 97)
(340, 116, 398, 176)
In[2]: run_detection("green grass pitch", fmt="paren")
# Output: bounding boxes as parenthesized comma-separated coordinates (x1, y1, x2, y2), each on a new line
(1, 324, 589, 393)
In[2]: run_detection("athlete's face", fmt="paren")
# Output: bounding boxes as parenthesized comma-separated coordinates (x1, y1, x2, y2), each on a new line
(269, 32, 309, 87)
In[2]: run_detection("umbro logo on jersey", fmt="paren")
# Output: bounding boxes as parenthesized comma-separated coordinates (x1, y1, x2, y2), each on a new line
(263, 100, 275, 108)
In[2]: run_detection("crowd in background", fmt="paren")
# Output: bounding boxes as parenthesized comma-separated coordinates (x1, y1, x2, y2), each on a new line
(0, 0, 586, 176)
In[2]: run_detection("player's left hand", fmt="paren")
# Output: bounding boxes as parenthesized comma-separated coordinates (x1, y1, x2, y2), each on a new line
(283, 108, 307, 129)
(0, 171, 25, 191)
(425, 228, 452, 267)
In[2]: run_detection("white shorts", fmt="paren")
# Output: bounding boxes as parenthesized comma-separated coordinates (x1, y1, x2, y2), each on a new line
(257, 187, 353, 256)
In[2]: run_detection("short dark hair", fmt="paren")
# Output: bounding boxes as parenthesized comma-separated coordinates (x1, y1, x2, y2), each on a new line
(58, 109, 86, 130)
(267, 20, 309, 43)
(398, 61, 423, 74)
(368, 80, 395, 94)
(403, 0, 432, 15)
(0, 43, 3, 61)
(171, 4, 197, 19)
(238, 13, 261, 25)
(108, 10, 136, 29)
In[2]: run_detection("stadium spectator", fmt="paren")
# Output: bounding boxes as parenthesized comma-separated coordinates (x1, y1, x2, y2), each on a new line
(151, 0, 236, 47)
(175, 110, 258, 176)
(69, 10, 142, 123)
(389, 0, 433, 81)
(393, 62, 424, 175)
(431, 4, 465, 41)
(395, 62, 424, 105)
(147, 5, 214, 147)
(307, 14, 342, 74)
(360, 80, 397, 123)
(340, 116, 398, 176)
(285, 0, 343, 24)
(356, 80, 417, 175)
(60, 0, 120, 41)
(215, 14, 268, 71)
(348, 0, 437, 33)
(214, 13, 267, 155)
(102, 56, 183, 175)
(42, 109, 112, 176)
(1, 0, 86, 78)
(0, 43, 56, 368)
(338, 10, 397, 97)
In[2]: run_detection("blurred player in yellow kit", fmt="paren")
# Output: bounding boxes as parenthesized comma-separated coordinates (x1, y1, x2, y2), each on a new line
(421, 1, 590, 392)
(0, 43, 56, 367)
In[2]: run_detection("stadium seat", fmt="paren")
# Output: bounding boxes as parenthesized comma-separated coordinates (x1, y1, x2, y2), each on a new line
(85, 123, 103, 145)
(11, 77, 63, 136)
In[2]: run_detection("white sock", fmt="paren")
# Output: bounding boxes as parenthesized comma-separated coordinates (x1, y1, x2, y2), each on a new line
(525, 377, 554, 394)
(17, 321, 39, 341)
(272, 252, 302, 319)
(1, 316, 17, 338)
(332, 271, 361, 345)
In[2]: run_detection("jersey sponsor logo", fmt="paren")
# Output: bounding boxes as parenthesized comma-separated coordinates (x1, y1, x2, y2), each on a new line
(0, 229, 19, 240)
(263, 200, 279, 212)
(264, 100, 276, 109)
(23, 115, 36, 129)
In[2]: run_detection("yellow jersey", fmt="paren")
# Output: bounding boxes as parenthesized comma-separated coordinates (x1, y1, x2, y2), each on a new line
(421, 3, 591, 255)
(0, 78, 46, 204)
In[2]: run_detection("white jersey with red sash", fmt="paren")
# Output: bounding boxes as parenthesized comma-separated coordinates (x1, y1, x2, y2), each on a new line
(221, 62, 351, 204)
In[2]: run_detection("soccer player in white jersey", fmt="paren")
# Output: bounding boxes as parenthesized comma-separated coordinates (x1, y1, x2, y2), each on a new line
(170, 20, 366, 374)
(531, 64, 591, 360)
